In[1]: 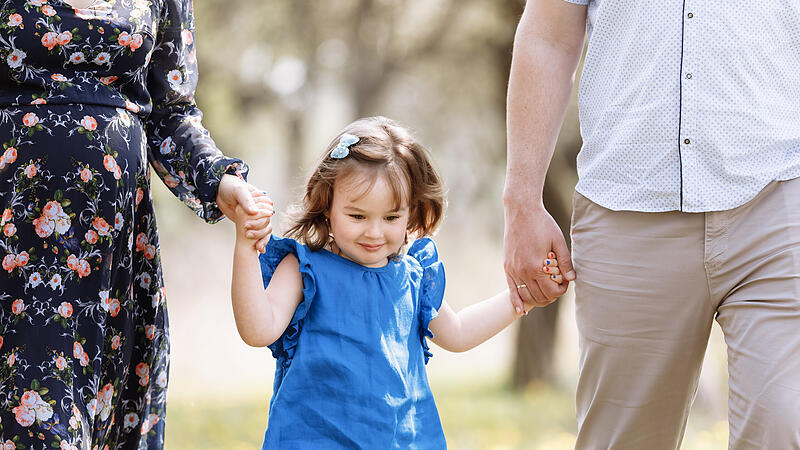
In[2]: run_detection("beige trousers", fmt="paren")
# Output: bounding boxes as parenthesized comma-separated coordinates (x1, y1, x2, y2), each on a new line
(571, 179, 800, 450)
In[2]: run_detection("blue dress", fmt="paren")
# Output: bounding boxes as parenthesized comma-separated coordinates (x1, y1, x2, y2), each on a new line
(258, 236, 448, 449)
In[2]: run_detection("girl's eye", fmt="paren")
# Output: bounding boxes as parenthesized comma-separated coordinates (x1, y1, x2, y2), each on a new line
(349, 214, 365, 220)
(385, 215, 400, 221)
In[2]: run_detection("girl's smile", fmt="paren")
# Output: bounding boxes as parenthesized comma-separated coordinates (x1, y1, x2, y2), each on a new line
(328, 174, 409, 268)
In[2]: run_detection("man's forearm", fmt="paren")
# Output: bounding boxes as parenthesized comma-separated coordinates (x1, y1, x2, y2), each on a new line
(505, 3, 585, 205)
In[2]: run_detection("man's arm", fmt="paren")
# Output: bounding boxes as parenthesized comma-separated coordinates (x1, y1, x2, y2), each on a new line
(504, 0, 586, 311)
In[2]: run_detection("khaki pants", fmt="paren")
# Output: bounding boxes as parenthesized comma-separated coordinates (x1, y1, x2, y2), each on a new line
(571, 179, 800, 450)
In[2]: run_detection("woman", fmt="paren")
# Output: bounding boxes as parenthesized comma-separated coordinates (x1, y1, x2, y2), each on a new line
(0, 0, 269, 447)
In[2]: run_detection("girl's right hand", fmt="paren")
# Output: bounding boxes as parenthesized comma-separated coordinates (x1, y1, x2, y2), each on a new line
(541, 252, 563, 284)
(234, 192, 274, 251)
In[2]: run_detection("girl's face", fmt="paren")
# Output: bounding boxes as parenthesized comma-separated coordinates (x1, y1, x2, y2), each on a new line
(328, 174, 410, 268)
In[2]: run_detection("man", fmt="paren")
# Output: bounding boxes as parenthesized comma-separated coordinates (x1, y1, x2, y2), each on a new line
(504, 1, 800, 448)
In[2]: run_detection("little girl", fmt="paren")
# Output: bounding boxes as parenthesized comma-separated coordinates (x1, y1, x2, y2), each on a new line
(230, 116, 563, 448)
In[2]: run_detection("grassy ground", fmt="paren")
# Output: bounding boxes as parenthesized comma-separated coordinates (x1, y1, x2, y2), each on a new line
(164, 376, 727, 449)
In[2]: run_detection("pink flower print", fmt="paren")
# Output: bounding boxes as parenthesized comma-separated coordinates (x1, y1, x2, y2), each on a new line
(28, 0, 46, 6)
(181, 29, 193, 46)
(67, 254, 79, 270)
(55, 355, 67, 370)
(140, 414, 159, 434)
(99, 383, 114, 403)
(47, 273, 61, 290)
(113, 165, 121, 179)
(3, 254, 17, 272)
(124, 100, 140, 113)
(3, 223, 16, 237)
(1, 147, 17, 166)
(2, 439, 13, 450)
(33, 216, 54, 238)
(30, 98, 46, 105)
(135, 188, 144, 205)
(117, 32, 132, 47)
(12, 404, 35, 427)
(79, 167, 92, 182)
(43, 200, 62, 219)
(163, 174, 179, 188)
(11, 299, 24, 315)
(139, 272, 151, 289)
(7, 13, 22, 27)
(7, 352, 16, 367)
(41, 32, 58, 50)
(130, 33, 143, 51)
(79, 351, 89, 367)
(102, 154, 117, 172)
(15, 251, 28, 267)
(111, 334, 121, 350)
(56, 31, 72, 46)
(58, 302, 72, 319)
(108, 298, 120, 317)
(51, 73, 67, 82)
(69, 52, 85, 64)
(80, 115, 97, 131)
(87, 399, 97, 417)
(76, 259, 90, 278)
(135, 232, 147, 252)
(7, 49, 26, 69)
(92, 216, 110, 236)
(1, 208, 12, 225)
(54, 214, 70, 234)
(135, 362, 149, 386)
(143, 244, 155, 260)
(73, 341, 83, 359)
(22, 112, 38, 127)
(144, 325, 155, 340)
(85, 229, 98, 244)
(99, 76, 118, 85)
(41, 4, 55, 16)
(159, 137, 174, 155)
(24, 163, 37, 178)
(0, 336, 4, 352)
(114, 212, 123, 230)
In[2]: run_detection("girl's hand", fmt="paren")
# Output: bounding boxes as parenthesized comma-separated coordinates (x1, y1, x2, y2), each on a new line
(233, 191, 275, 252)
(520, 252, 564, 314)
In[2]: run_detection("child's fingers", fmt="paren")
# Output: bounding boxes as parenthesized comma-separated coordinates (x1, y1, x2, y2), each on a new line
(549, 273, 563, 284)
(543, 258, 558, 268)
(542, 265, 560, 275)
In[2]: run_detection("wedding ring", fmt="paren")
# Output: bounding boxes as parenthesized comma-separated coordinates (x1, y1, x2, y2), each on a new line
(516, 283, 527, 289)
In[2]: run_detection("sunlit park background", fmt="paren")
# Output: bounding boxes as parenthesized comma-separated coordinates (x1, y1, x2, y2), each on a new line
(151, 1, 729, 448)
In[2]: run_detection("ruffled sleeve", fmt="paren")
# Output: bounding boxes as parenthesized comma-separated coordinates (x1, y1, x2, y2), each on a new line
(258, 236, 316, 370)
(407, 238, 446, 364)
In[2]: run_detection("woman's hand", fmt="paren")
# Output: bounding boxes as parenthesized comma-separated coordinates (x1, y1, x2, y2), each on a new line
(217, 174, 274, 252)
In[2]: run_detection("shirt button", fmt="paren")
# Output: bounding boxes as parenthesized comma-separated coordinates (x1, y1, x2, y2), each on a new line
(687, 12, 693, 18)
(684, 138, 691, 144)
(686, 73, 692, 79)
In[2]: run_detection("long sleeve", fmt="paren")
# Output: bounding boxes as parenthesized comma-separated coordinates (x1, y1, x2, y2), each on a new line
(144, 0, 248, 223)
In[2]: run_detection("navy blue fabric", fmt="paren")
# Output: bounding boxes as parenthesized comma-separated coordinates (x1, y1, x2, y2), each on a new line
(258, 236, 447, 449)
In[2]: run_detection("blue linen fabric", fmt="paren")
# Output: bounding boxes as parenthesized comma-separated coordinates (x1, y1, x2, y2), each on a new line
(258, 235, 448, 449)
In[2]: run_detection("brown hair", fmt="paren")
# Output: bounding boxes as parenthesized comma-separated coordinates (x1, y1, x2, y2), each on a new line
(285, 116, 445, 251)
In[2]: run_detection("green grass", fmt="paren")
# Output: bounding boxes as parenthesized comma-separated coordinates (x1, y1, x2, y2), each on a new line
(164, 378, 727, 449)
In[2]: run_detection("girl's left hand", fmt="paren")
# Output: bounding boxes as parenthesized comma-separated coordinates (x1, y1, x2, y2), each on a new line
(541, 253, 563, 284)
(217, 174, 273, 252)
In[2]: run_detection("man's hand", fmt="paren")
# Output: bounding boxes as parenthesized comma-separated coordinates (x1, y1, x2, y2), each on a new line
(217, 174, 274, 252)
(504, 201, 575, 314)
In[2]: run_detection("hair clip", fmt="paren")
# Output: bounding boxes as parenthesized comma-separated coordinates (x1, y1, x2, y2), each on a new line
(330, 133, 359, 159)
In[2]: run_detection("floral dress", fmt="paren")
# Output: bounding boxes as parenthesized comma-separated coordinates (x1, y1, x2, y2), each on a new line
(0, 0, 246, 448)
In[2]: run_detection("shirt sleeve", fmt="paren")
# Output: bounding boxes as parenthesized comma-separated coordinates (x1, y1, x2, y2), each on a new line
(407, 238, 446, 364)
(144, 0, 248, 223)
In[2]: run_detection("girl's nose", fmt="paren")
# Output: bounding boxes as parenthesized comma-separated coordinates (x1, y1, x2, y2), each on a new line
(364, 221, 382, 238)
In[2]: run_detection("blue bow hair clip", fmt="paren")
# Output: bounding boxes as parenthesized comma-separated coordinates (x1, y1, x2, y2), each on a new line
(330, 133, 360, 159)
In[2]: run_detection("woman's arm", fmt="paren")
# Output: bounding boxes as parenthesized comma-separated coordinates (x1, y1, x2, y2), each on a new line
(230, 207, 302, 347)
(428, 290, 521, 353)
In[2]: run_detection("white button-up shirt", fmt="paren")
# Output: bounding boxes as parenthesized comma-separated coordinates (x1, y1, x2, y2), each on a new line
(563, 0, 800, 212)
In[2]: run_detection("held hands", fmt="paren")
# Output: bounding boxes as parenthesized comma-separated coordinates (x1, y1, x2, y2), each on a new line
(217, 174, 274, 252)
(504, 202, 575, 314)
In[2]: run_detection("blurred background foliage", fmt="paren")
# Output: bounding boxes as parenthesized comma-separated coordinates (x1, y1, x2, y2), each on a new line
(152, 0, 729, 448)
